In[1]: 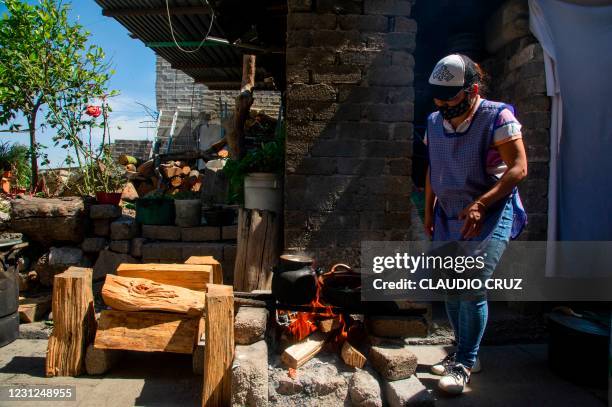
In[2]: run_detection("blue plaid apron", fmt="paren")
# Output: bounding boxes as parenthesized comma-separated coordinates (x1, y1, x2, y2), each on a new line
(427, 99, 527, 242)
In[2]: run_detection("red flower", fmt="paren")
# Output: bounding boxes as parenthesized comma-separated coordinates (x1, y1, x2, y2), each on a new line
(86, 105, 101, 118)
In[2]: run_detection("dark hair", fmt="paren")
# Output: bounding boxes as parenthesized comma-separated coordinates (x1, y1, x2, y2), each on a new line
(457, 54, 488, 96)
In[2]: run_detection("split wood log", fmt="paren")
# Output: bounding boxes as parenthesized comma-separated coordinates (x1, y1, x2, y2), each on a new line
(188, 169, 200, 183)
(341, 341, 366, 369)
(116, 263, 212, 291)
(160, 163, 181, 179)
(318, 317, 341, 333)
(281, 331, 326, 369)
(233, 208, 280, 292)
(125, 163, 137, 172)
(18, 295, 51, 323)
(181, 166, 191, 176)
(118, 154, 137, 166)
(46, 267, 96, 377)
(137, 159, 155, 177)
(94, 310, 198, 354)
(202, 284, 234, 406)
(101, 274, 205, 315)
(185, 256, 223, 284)
(170, 176, 183, 188)
(191, 181, 202, 193)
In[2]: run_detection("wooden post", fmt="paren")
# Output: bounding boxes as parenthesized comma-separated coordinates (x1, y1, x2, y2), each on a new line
(233, 208, 280, 292)
(46, 267, 96, 377)
(202, 284, 234, 406)
(227, 55, 256, 159)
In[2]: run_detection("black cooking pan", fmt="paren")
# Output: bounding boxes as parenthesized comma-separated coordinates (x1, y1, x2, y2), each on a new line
(319, 264, 361, 308)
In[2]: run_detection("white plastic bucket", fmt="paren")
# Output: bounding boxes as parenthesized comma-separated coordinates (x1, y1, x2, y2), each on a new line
(244, 173, 282, 213)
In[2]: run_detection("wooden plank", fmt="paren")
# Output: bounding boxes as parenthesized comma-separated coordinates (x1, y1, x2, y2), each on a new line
(101, 274, 205, 315)
(103, 5, 210, 17)
(46, 267, 96, 377)
(281, 331, 326, 369)
(116, 263, 211, 291)
(94, 310, 198, 354)
(18, 295, 51, 323)
(341, 341, 366, 369)
(202, 284, 234, 406)
(185, 256, 223, 284)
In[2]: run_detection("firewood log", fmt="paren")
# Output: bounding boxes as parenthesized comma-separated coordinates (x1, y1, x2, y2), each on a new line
(125, 163, 137, 172)
(161, 163, 181, 179)
(170, 176, 183, 188)
(341, 341, 366, 368)
(281, 331, 326, 369)
(137, 159, 154, 177)
(118, 154, 137, 166)
(181, 166, 191, 176)
(188, 170, 200, 183)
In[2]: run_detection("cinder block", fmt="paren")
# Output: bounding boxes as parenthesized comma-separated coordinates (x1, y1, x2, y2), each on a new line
(182, 242, 224, 261)
(142, 225, 181, 241)
(369, 344, 418, 381)
(110, 216, 140, 240)
(93, 219, 110, 237)
(221, 225, 238, 240)
(109, 240, 130, 254)
(90, 204, 122, 220)
(365, 0, 412, 16)
(181, 226, 221, 242)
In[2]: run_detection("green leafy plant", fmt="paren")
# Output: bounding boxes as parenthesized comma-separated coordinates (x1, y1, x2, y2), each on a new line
(223, 123, 285, 204)
(0, 141, 31, 188)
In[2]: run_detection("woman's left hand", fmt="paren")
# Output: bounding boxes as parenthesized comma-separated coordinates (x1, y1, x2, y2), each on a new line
(459, 202, 485, 239)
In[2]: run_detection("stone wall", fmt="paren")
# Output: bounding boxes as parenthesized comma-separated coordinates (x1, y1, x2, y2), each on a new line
(483, 36, 550, 240)
(110, 139, 153, 162)
(284, 0, 417, 268)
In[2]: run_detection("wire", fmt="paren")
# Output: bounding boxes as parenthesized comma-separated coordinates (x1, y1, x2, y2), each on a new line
(165, 0, 215, 54)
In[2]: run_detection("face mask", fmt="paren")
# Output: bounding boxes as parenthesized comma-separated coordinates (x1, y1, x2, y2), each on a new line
(438, 94, 472, 120)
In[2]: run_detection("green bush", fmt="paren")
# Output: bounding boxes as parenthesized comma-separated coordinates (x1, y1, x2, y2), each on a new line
(0, 142, 31, 189)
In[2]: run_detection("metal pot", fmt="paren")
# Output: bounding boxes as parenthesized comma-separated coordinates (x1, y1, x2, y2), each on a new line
(319, 264, 361, 309)
(272, 254, 318, 305)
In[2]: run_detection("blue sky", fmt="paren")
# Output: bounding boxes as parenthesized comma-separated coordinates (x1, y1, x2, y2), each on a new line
(0, 1, 157, 167)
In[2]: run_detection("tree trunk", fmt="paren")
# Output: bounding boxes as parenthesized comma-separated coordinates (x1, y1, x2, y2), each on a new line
(28, 111, 38, 192)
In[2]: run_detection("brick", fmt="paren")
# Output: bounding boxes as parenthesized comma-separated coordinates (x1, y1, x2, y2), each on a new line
(514, 95, 551, 114)
(181, 226, 221, 242)
(288, 13, 336, 29)
(90, 204, 121, 219)
(287, 122, 335, 143)
(385, 32, 417, 51)
(221, 225, 238, 240)
(288, 0, 312, 12)
(369, 344, 418, 380)
(367, 66, 414, 86)
(293, 157, 337, 175)
(337, 158, 386, 175)
(312, 65, 362, 84)
(338, 121, 391, 140)
(348, 370, 383, 407)
(286, 65, 310, 84)
(517, 60, 546, 81)
(142, 225, 181, 241)
(109, 240, 130, 254)
(141, 242, 183, 262)
(235, 307, 268, 345)
(393, 16, 417, 32)
(317, 0, 362, 14)
(365, 0, 412, 16)
(387, 158, 412, 175)
(364, 103, 414, 122)
(390, 51, 415, 67)
(366, 316, 427, 338)
(182, 242, 224, 261)
(130, 237, 146, 258)
(338, 14, 388, 32)
(334, 104, 364, 121)
(110, 216, 140, 240)
(81, 237, 107, 253)
(311, 140, 362, 157)
(520, 111, 551, 129)
(363, 141, 412, 158)
(287, 83, 337, 101)
(384, 376, 434, 407)
(286, 48, 336, 67)
(93, 219, 110, 237)
(338, 50, 389, 67)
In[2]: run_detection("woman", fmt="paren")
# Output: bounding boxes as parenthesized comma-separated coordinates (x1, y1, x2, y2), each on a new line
(423, 54, 528, 395)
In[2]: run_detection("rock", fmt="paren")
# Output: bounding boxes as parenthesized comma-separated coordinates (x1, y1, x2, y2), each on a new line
(349, 370, 383, 407)
(93, 249, 137, 281)
(232, 340, 268, 407)
(369, 345, 418, 381)
(89, 204, 121, 219)
(274, 361, 347, 398)
(142, 225, 181, 241)
(10, 196, 88, 244)
(81, 237, 108, 253)
(485, 0, 529, 53)
(19, 321, 52, 339)
(384, 376, 434, 407)
(34, 253, 66, 287)
(48, 246, 83, 266)
(85, 344, 119, 375)
(109, 240, 130, 254)
(366, 316, 428, 338)
(130, 237, 146, 258)
(93, 219, 110, 237)
(235, 306, 268, 345)
(110, 216, 140, 240)
(121, 182, 139, 202)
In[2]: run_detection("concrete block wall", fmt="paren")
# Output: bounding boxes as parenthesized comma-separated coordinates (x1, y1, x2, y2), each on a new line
(285, 0, 417, 268)
(110, 139, 153, 162)
(482, 35, 550, 240)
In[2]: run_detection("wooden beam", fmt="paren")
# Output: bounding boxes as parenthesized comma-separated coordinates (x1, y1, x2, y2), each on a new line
(94, 310, 199, 354)
(185, 256, 223, 284)
(103, 6, 210, 17)
(202, 284, 234, 406)
(116, 263, 212, 291)
(46, 267, 96, 377)
(101, 274, 206, 315)
(171, 62, 240, 70)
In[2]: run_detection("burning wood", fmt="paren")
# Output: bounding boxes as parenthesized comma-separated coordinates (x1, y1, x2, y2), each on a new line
(281, 331, 327, 369)
(341, 341, 366, 369)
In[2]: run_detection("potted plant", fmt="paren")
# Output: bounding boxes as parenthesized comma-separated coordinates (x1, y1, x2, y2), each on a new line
(93, 148, 125, 205)
(135, 191, 175, 225)
(223, 125, 285, 213)
(173, 191, 201, 227)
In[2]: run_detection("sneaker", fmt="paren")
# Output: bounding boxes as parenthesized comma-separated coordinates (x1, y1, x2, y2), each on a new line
(431, 353, 481, 376)
(438, 363, 470, 395)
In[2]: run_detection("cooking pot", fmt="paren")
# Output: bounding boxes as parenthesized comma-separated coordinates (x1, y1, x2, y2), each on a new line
(319, 264, 361, 308)
(272, 254, 319, 305)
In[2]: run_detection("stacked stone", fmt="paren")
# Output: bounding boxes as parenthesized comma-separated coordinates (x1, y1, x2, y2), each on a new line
(483, 9, 551, 241)
(284, 0, 417, 268)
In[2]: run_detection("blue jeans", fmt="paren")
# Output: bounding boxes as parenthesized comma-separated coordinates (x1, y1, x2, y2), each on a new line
(445, 200, 513, 369)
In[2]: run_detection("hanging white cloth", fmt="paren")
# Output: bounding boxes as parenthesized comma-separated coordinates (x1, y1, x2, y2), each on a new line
(529, 0, 612, 277)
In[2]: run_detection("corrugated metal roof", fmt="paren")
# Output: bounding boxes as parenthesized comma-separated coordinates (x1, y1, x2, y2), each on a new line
(95, 0, 285, 89)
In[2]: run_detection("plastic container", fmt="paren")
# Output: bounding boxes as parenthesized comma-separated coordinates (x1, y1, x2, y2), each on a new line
(244, 173, 282, 213)
(136, 198, 175, 225)
(174, 199, 202, 227)
(96, 192, 122, 205)
(0, 268, 19, 348)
